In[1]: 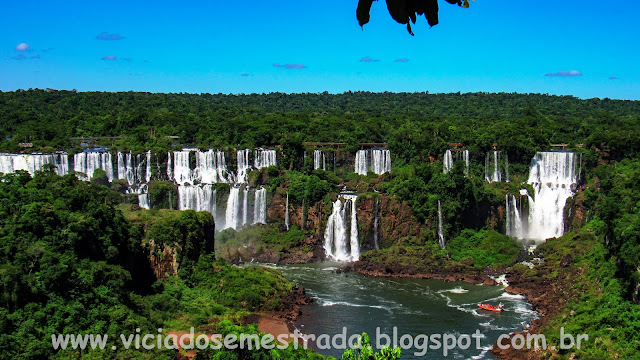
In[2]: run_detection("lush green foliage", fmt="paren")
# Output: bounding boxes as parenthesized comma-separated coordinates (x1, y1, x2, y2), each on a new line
(447, 229, 521, 268)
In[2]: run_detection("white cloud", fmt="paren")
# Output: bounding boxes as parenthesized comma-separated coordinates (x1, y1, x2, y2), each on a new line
(15, 43, 30, 51)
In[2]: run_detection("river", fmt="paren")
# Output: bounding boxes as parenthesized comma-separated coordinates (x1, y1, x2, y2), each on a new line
(276, 262, 538, 360)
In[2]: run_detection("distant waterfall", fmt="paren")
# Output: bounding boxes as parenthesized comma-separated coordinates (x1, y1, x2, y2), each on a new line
(285, 192, 290, 231)
(166, 151, 173, 180)
(505, 194, 523, 239)
(354, 150, 368, 175)
(438, 200, 446, 249)
(198, 149, 229, 184)
(116, 151, 152, 209)
(314, 150, 326, 170)
(236, 149, 251, 184)
(443, 150, 454, 174)
(73, 151, 114, 181)
(225, 186, 241, 230)
(178, 184, 217, 214)
(243, 187, 249, 226)
(324, 194, 360, 261)
(172, 150, 193, 185)
(463, 150, 470, 176)
(506, 152, 579, 241)
(355, 149, 391, 175)
(373, 197, 380, 250)
(485, 151, 508, 182)
(253, 187, 267, 224)
(0, 153, 69, 176)
(254, 148, 277, 169)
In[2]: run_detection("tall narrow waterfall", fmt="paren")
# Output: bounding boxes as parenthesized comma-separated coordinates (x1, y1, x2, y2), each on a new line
(243, 187, 249, 226)
(166, 151, 173, 180)
(484, 151, 506, 182)
(198, 149, 229, 184)
(373, 197, 380, 250)
(285, 192, 290, 231)
(355, 149, 391, 175)
(225, 186, 241, 230)
(463, 150, 470, 176)
(253, 187, 267, 224)
(0, 153, 69, 176)
(443, 150, 454, 174)
(172, 150, 193, 185)
(324, 194, 360, 261)
(438, 200, 446, 249)
(254, 148, 277, 169)
(236, 149, 251, 184)
(506, 152, 579, 242)
(314, 150, 326, 170)
(73, 151, 114, 181)
(505, 194, 523, 239)
(354, 150, 368, 175)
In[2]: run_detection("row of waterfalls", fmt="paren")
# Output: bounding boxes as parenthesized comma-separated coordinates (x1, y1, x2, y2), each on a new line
(442, 149, 509, 182)
(1, 149, 582, 259)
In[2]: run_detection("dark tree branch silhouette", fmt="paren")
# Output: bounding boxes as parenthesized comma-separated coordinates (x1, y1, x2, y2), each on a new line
(357, 0, 471, 35)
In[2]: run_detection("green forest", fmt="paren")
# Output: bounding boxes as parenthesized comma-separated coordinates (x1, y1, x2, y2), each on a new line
(1, 90, 640, 359)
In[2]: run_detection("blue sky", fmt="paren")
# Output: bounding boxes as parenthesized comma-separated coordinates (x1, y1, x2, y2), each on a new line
(1, 0, 638, 99)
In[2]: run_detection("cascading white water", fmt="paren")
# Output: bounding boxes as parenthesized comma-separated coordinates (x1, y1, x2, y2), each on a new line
(172, 149, 231, 185)
(254, 148, 277, 169)
(443, 150, 454, 174)
(484, 151, 503, 182)
(324, 194, 360, 261)
(0, 153, 69, 176)
(314, 150, 326, 170)
(438, 200, 446, 249)
(116, 151, 153, 208)
(73, 151, 114, 181)
(285, 191, 290, 231)
(166, 151, 173, 180)
(463, 150, 470, 176)
(354, 150, 368, 175)
(178, 184, 216, 215)
(505, 152, 578, 242)
(236, 149, 251, 184)
(253, 187, 267, 224)
(525, 151, 578, 241)
(505, 194, 523, 239)
(225, 186, 241, 230)
(172, 150, 193, 185)
(243, 187, 249, 226)
(355, 149, 391, 175)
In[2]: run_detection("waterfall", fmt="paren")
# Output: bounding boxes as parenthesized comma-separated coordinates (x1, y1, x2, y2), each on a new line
(355, 149, 391, 175)
(285, 192, 290, 231)
(484, 151, 503, 182)
(177, 184, 216, 215)
(437, 200, 446, 249)
(354, 150, 368, 175)
(525, 151, 578, 241)
(505, 194, 523, 239)
(73, 151, 114, 181)
(166, 151, 173, 180)
(235, 149, 251, 184)
(0, 153, 69, 176)
(225, 186, 241, 230)
(324, 194, 360, 261)
(373, 197, 380, 250)
(463, 150, 470, 176)
(314, 150, 326, 170)
(504, 153, 510, 182)
(253, 187, 267, 224)
(242, 187, 249, 226)
(443, 150, 454, 174)
(197, 149, 229, 184)
(254, 148, 277, 169)
(116, 151, 152, 208)
(172, 150, 193, 185)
